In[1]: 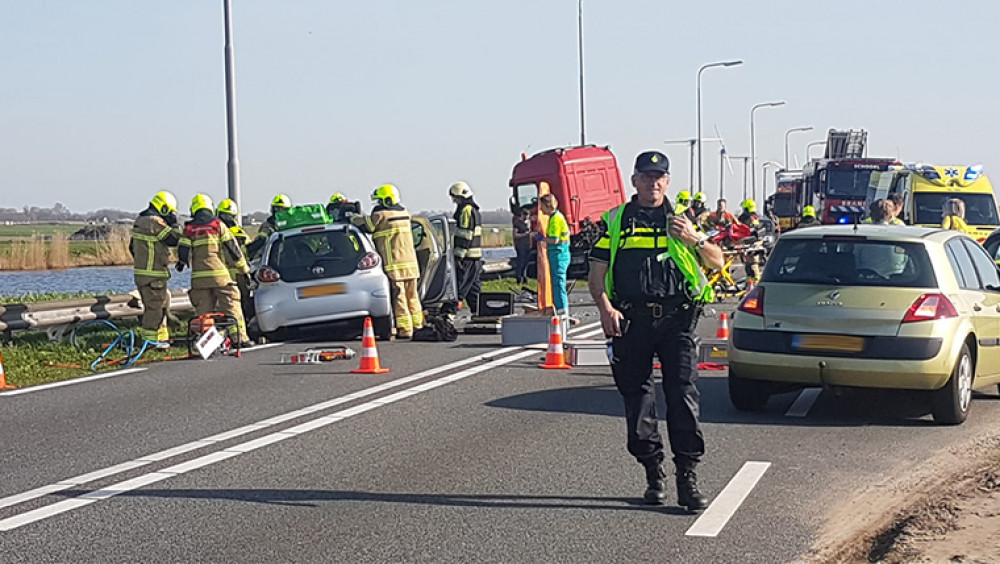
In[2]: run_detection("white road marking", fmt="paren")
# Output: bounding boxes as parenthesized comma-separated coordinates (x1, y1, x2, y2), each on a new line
(784, 388, 822, 418)
(0, 348, 539, 531)
(0, 368, 147, 397)
(685, 461, 771, 538)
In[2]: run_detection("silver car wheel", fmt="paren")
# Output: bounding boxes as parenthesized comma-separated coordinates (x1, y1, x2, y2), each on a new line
(958, 353, 973, 413)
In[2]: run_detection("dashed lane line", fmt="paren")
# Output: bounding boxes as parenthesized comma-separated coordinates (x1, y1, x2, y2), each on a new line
(784, 388, 822, 418)
(685, 461, 771, 538)
(0, 322, 601, 514)
(0, 347, 542, 531)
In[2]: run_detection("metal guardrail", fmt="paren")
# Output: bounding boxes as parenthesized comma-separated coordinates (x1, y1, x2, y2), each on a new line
(0, 258, 513, 341)
(0, 290, 193, 342)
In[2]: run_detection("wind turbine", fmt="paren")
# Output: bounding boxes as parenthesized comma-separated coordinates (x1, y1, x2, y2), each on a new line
(715, 125, 735, 202)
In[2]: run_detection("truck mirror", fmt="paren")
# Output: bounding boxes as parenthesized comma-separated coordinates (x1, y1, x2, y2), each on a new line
(508, 196, 518, 215)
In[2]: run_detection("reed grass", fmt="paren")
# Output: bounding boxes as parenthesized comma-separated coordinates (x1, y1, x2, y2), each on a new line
(0, 227, 132, 270)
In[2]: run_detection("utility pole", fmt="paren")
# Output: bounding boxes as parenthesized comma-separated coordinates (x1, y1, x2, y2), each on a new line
(577, 0, 586, 146)
(222, 0, 242, 221)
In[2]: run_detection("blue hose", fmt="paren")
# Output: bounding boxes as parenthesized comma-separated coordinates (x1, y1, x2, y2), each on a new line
(70, 319, 166, 371)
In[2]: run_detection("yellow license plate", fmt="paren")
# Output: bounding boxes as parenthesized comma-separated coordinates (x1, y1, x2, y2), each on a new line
(792, 334, 864, 353)
(298, 283, 346, 298)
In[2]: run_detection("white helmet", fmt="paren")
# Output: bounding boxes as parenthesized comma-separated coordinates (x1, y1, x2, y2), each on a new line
(448, 181, 473, 199)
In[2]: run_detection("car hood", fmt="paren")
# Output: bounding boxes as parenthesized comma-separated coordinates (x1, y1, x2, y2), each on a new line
(762, 284, 927, 337)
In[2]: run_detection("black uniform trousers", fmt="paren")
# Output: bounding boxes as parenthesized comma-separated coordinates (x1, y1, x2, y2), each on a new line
(445, 257, 482, 316)
(610, 300, 705, 469)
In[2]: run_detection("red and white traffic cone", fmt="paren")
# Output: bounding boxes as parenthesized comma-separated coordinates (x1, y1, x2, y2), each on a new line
(539, 317, 572, 369)
(0, 349, 16, 390)
(716, 312, 730, 339)
(351, 317, 390, 374)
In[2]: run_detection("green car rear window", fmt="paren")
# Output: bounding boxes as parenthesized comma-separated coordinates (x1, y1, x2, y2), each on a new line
(761, 239, 937, 288)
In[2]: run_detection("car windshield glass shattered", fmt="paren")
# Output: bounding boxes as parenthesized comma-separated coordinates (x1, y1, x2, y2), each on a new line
(761, 237, 937, 288)
(267, 230, 365, 283)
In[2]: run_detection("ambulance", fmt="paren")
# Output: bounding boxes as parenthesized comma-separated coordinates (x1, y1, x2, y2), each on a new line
(892, 164, 999, 242)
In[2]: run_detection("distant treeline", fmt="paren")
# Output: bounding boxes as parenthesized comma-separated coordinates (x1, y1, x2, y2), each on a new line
(2, 203, 517, 225)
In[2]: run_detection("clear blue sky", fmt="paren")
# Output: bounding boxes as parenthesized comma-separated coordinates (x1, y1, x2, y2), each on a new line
(2, 0, 998, 214)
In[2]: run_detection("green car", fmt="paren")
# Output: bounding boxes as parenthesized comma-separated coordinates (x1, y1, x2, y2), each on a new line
(728, 224, 1000, 424)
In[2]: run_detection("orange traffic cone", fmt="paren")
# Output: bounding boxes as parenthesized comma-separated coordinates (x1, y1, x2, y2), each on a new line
(716, 312, 730, 339)
(351, 317, 390, 374)
(0, 349, 15, 391)
(539, 317, 572, 369)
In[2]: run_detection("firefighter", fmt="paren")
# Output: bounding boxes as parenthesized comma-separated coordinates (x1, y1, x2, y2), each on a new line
(130, 191, 181, 347)
(738, 199, 761, 228)
(246, 193, 292, 260)
(366, 184, 423, 339)
(178, 194, 253, 347)
(445, 181, 483, 317)
(327, 193, 350, 223)
(588, 150, 723, 510)
(217, 198, 255, 323)
(690, 192, 710, 227)
(738, 199, 766, 284)
(796, 205, 822, 228)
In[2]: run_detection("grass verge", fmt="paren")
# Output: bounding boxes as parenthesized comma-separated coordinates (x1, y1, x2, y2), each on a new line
(2, 318, 191, 389)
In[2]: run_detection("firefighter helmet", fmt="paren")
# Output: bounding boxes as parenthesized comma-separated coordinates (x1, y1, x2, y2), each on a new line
(371, 184, 400, 206)
(448, 181, 474, 199)
(676, 190, 692, 204)
(693, 192, 707, 203)
(802, 205, 816, 218)
(217, 198, 239, 217)
(150, 191, 178, 216)
(190, 194, 215, 216)
(329, 193, 346, 204)
(741, 198, 757, 213)
(270, 194, 292, 213)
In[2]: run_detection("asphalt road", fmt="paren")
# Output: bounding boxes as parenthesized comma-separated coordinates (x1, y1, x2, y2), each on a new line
(2, 290, 1000, 563)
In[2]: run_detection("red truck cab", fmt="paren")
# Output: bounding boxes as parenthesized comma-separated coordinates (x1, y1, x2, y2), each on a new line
(508, 145, 627, 276)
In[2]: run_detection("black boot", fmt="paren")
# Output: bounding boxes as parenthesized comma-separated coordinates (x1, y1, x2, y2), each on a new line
(643, 463, 667, 505)
(676, 466, 709, 511)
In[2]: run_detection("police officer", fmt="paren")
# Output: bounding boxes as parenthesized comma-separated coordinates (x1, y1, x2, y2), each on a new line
(796, 205, 822, 228)
(130, 191, 181, 347)
(178, 194, 253, 347)
(588, 151, 723, 511)
(246, 193, 292, 260)
(217, 198, 255, 323)
(445, 181, 483, 317)
(367, 184, 424, 339)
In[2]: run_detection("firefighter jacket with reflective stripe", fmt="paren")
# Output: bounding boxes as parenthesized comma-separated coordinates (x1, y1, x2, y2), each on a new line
(131, 210, 180, 283)
(178, 212, 244, 288)
(453, 200, 482, 259)
(597, 201, 713, 304)
(223, 224, 250, 279)
(246, 216, 277, 259)
(370, 204, 420, 281)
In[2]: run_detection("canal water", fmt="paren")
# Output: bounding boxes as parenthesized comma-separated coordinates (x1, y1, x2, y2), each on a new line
(0, 248, 516, 298)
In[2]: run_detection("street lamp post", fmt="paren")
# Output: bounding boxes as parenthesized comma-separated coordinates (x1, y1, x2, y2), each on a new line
(784, 126, 813, 171)
(805, 140, 827, 161)
(761, 160, 783, 202)
(696, 60, 742, 194)
(749, 100, 786, 198)
(577, 0, 586, 146)
(222, 0, 242, 220)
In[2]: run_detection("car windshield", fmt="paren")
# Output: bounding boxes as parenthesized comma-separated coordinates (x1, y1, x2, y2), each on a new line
(825, 169, 875, 198)
(762, 237, 937, 288)
(514, 183, 539, 209)
(913, 193, 1000, 226)
(266, 229, 365, 283)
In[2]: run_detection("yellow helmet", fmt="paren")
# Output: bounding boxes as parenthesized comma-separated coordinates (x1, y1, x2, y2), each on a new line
(448, 181, 474, 199)
(270, 193, 292, 211)
(190, 194, 215, 216)
(150, 191, 178, 216)
(217, 198, 239, 217)
(693, 192, 706, 203)
(802, 205, 816, 218)
(372, 184, 400, 206)
(676, 190, 692, 204)
(741, 198, 757, 212)
(329, 193, 346, 204)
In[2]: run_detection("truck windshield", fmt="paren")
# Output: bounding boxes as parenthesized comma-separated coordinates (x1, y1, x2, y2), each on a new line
(913, 193, 1000, 226)
(772, 194, 797, 216)
(825, 169, 875, 198)
(514, 183, 539, 209)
